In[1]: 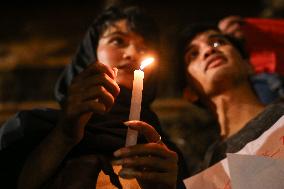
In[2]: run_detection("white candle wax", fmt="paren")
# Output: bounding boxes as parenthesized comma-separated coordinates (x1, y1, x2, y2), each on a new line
(125, 69, 144, 147)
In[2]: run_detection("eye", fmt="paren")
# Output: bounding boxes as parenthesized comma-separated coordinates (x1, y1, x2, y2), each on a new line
(186, 48, 199, 63)
(210, 38, 228, 48)
(109, 36, 127, 47)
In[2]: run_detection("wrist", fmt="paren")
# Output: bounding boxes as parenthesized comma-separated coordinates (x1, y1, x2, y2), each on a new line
(53, 125, 80, 148)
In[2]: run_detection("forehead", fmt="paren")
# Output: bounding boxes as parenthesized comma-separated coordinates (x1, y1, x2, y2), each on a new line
(189, 30, 221, 46)
(102, 19, 129, 36)
(101, 19, 144, 41)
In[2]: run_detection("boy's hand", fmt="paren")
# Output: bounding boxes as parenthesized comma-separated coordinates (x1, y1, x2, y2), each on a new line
(113, 121, 178, 189)
(58, 62, 120, 144)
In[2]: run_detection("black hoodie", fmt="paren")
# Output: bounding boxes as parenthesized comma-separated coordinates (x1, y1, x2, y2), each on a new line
(0, 26, 188, 189)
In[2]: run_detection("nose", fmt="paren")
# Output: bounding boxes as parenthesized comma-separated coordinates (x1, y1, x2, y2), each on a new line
(203, 45, 217, 59)
(123, 44, 141, 62)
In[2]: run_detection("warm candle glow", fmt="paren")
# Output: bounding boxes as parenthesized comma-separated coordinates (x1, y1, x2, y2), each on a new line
(125, 56, 155, 147)
(140, 57, 154, 70)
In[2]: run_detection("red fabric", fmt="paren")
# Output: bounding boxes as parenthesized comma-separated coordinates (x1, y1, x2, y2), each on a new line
(242, 18, 284, 75)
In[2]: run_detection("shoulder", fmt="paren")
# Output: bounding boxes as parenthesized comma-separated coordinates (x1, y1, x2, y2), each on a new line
(225, 100, 284, 152)
(266, 99, 284, 110)
(256, 99, 284, 122)
(0, 108, 60, 150)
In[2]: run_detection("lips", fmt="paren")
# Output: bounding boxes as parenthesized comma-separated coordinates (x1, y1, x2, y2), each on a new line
(117, 62, 138, 73)
(205, 54, 226, 71)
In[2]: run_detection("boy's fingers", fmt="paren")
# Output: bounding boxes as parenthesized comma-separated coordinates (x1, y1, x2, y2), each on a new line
(124, 121, 161, 144)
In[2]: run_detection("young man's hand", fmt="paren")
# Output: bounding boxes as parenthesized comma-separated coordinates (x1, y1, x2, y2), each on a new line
(218, 15, 245, 39)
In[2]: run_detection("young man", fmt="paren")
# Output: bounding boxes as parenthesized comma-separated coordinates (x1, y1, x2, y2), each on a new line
(177, 24, 284, 170)
(115, 23, 284, 183)
(0, 6, 186, 189)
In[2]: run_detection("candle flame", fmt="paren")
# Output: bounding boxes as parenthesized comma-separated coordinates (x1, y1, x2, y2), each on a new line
(140, 57, 154, 70)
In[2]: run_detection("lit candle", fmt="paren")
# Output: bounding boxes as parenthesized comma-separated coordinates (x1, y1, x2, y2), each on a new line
(125, 57, 154, 147)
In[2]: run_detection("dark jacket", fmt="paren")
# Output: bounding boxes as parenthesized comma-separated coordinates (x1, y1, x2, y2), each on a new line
(0, 25, 188, 189)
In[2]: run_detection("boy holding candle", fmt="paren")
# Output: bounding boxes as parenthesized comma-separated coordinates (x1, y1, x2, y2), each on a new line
(0, 6, 187, 189)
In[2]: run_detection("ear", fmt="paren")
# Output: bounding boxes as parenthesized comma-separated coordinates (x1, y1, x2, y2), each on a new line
(183, 86, 199, 103)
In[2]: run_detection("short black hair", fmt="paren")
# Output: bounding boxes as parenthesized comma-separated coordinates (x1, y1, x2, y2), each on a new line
(90, 6, 160, 57)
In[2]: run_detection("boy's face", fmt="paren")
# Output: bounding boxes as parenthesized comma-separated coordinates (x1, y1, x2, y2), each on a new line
(97, 19, 157, 89)
(184, 30, 249, 96)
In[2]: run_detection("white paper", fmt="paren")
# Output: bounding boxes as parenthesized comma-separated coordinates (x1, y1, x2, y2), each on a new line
(183, 115, 284, 189)
(228, 153, 284, 189)
(183, 158, 231, 189)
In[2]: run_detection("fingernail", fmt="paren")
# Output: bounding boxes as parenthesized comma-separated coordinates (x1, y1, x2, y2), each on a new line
(124, 120, 138, 126)
(113, 67, 118, 77)
(114, 147, 129, 157)
(113, 149, 122, 157)
(124, 121, 130, 126)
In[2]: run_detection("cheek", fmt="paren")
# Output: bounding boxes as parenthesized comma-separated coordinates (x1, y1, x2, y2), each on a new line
(187, 64, 201, 81)
(97, 47, 122, 67)
(224, 48, 246, 72)
(224, 47, 242, 64)
(187, 64, 208, 89)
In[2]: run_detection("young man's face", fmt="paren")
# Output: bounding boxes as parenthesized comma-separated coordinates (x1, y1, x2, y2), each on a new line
(184, 30, 249, 96)
(97, 19, 157, 89)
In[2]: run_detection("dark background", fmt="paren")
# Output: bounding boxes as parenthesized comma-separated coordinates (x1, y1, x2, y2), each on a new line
(0, 0, 275, 174)
(0, 0, 263, 101)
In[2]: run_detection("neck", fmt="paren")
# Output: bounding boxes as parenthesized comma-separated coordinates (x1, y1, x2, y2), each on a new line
(211, 83, 265, 139)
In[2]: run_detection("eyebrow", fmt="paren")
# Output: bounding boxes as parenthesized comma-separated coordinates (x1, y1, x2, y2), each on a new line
(185, 34, 228, 53)
(185, 44, 196, 54)
(101, 31, 128, 38)
(208, 34, 227, 39)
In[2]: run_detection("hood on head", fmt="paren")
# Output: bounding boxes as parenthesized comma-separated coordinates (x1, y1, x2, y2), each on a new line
(54, 28, 157, 107)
